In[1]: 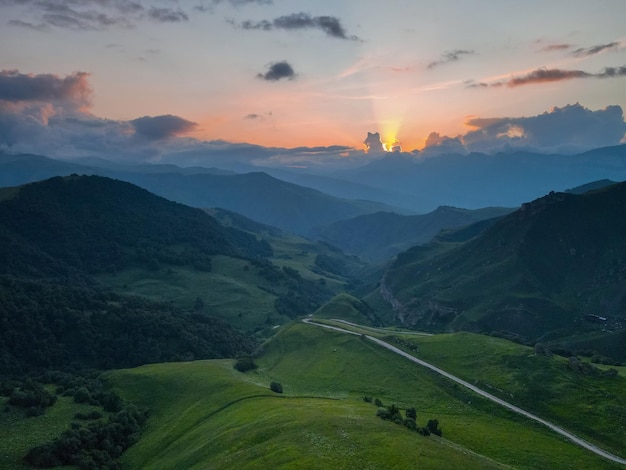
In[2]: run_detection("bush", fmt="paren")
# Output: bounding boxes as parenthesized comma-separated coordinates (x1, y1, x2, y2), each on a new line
(404, 418, 417, 431)
(234, 357, 258, 373)
(73, 387, 91, 404)
(269, 381, 283, 394)
(427, 419, 442, 436)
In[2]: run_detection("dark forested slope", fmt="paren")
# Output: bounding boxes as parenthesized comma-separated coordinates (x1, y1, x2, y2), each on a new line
(382, 183, 626, 358)
(0, 175, 271, 280)
(0, 175, 274, 373)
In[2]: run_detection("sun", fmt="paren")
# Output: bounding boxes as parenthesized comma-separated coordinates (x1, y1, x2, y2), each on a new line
(380, 119, 403, 152)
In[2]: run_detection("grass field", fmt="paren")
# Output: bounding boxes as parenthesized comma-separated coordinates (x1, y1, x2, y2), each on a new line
(0, 395, 105, 470)
(99, 256, 283, 333)
(101, 323, 623, 469)
(385, 331, 626, 459)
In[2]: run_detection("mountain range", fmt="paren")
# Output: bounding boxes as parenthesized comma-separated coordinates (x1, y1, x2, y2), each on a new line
(377, 181, 626, 360)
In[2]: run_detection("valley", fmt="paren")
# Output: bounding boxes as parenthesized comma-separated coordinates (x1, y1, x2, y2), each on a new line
(1, 161, 625, 469)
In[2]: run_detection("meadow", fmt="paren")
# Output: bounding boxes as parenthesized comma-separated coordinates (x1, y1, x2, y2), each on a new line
(98, 322, 622, 469)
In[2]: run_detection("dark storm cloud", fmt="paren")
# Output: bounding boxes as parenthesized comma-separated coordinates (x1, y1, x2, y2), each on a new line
(463, 104, 626, 154)
(256, 61, 297, 81)
(131, 115, 197, 140)
(0, 0, 188, 30)
(571, 41, 620, 57)
(427, 49, 474, 69)
(0, 69, 92, 107)
(240, 12, 360, 41)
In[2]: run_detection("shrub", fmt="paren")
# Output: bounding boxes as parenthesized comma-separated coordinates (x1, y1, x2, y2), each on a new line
(270, 381, 283, 394)
(427, 419, 442, 436)
(234, 357, 258, 373)
(73, 387, 91, 404)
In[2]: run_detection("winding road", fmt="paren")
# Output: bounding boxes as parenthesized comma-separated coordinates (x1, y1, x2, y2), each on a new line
(302, 318, 626, 466)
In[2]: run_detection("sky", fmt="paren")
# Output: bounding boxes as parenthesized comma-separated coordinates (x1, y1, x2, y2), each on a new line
(1, 0, 626, 168)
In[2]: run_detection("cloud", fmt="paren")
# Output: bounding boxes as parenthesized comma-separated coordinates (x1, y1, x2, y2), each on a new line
(597, 65, 626, 78)
(8, 18, 48, 31)
(0, 0, 189, 30)
(244, 111, 272, 120)
(0, 69, 92, 109)
(470, 65, 626, 88)
(131, 115, 197, 140)
(240, 12, 360, 41)
(463, 103, 626, 154)
(148, 7, 188, 23)
(256, 61, 297, 81)
(507, 68, 590, 86)
(421, 132, 467, 157)
(539, 43, 573, 52)
(571, 41, 620, 57)
(428, 49, 474, 69)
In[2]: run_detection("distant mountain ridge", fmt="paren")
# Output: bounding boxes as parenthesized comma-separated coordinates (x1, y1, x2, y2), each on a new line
(311, 206, 514, 261)
(335, 144, 626, 211)
(0, 152, 401, 235)
(381, 181, 626, 360)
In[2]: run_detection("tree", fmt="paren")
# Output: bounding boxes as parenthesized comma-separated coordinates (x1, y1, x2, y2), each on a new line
(427, 419, 442, 436)
(406, 407, 417, 420)
(270, 381, 283, 394)
(234, 356, 258, 372)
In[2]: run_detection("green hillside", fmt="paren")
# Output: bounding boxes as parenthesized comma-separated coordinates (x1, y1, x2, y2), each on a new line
(0, 176, 371, 374)
(98, 323, 622, 469)
(381, 183, 626, 360)
(312, 206, 512, 261)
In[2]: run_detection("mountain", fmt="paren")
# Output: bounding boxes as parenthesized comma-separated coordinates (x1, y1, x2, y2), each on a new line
(0, 153, 400, 235)
(0, 175, 373, 373)
(311, 206, 514, 262)
(103, 171, 398, 235)
(0, 175, 271, 280)
(260, 166, 417, 213)
(379, 182, 626, 360)
(565, 179, 617, 194)
(0, 175, 275, 373)
(334, 144, 626, 212)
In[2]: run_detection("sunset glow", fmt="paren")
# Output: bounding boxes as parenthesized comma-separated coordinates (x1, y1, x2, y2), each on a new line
(0, 0, 624, 160)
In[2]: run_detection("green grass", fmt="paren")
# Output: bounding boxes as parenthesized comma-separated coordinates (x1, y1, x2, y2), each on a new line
(98, 233, 360, 336)
(312, 292, 373, 324)
(99, 256, 283, 332)
(0, 396, 104, 470)
(104, 323, 622, 469)
(381, 331, 626, 459)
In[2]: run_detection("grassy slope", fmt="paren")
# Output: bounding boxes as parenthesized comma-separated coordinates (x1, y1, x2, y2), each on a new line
(390, 331, 626, 458)
(99, 231, 365, 335)
(106, 324, 620, 469)
(0, 395, 104, 470)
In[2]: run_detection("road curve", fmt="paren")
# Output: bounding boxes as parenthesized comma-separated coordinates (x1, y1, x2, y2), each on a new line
(302, 318, 626, 466)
